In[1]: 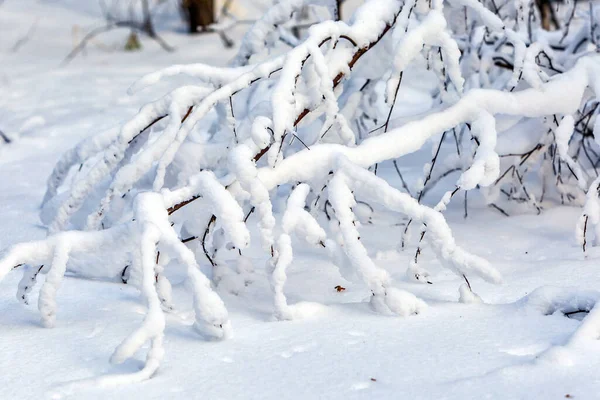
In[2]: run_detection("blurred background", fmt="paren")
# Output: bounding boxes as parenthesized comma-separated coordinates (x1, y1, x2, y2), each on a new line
(0, 0, 362, 146)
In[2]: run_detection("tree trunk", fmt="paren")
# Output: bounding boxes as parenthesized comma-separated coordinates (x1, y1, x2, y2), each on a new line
(535, 0, 559, 31)
(183, 0, 215, 33)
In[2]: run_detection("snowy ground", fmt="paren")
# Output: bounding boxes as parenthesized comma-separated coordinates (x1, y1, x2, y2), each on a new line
(1, 1, 600, 399)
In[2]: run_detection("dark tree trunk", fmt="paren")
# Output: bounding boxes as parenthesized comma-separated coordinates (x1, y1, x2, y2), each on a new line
(535, 0, 560, 30)
(183, 0, 215, 33)
(335, 0, 342, 21)
(141, 0, 156, 37)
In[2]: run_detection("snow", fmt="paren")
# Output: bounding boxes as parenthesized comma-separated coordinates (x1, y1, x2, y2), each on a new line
(2, 0, 600, 399)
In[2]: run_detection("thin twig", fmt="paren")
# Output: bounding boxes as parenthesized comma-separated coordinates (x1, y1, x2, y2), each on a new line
(462, 274, 472, 291)
(202, 215, 217, 267)
(583, 214, 589, 253)
(63, 20, 173, 65)
(489, 203, 510, 217)
(0, 129, 10, 144)
(393, 160, 412, 196)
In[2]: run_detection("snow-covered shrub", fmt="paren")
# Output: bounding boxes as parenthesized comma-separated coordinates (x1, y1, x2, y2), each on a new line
(2, 0, 600, 384)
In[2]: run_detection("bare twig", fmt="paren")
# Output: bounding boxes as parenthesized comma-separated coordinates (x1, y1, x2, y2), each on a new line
(11, 19, 38, 53)
(63, 20, 174, 65)
(202, 215, 217, 267)
(582, 214, 589, 253)
(489, 203, 510, 217)
(0, 129, 11, 144)
(393, 160, 412, 196)
(462, 274, 472, 291)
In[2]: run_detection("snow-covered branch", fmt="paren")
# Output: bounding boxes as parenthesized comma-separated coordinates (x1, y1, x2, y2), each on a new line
(3, 0, 600, 385)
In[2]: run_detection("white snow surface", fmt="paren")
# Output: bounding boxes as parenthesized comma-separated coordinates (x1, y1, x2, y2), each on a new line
(1, 1, 600, 399)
